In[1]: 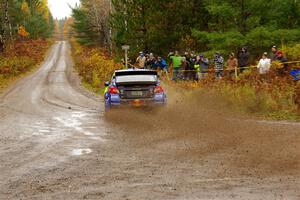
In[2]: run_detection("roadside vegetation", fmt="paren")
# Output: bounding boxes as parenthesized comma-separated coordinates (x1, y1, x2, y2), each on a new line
(70, 36, 300, 120)
(169, 73, 299, 121)
(71, 39, 122, 94)
(0, 39, 52, 91)
(0, 0, 55, 91)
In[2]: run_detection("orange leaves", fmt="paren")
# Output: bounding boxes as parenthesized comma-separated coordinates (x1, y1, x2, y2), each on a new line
(4, 39, 49, 59)
(1, 39, 51, 79)
(18, 26, 30, 38)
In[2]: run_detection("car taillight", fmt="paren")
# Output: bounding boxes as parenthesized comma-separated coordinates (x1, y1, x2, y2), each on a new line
(109, 87, 119, 94)
(154, 86, 164, 93)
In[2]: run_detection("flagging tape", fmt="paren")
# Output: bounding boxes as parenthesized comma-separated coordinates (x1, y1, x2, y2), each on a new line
(175, 61, 300, 72)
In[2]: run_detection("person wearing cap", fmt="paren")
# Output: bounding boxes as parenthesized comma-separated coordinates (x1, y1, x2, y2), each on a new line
(276, 51, 289, 74)
(227, 52, 238, 79)
(270, 46, 279, 61)
(257, 52, 271, 75)
(136, 51, 146, 68)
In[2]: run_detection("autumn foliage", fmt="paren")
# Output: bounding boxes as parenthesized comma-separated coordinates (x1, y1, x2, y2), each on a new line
(167, 67, 299, 120)
(71, 40, 123, 91)
(18, 26, 30, 38)
(0, 39, 52, 88)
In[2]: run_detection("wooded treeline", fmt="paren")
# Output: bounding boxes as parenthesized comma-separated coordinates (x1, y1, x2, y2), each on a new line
(0, 0, 54, 51)
(72, 0, 300, 57)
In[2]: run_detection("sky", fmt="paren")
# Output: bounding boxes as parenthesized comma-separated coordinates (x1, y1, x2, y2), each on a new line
(48, 0, 80, 19)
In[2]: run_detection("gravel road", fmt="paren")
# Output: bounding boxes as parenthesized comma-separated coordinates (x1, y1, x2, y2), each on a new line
(0, 41, 299, 200)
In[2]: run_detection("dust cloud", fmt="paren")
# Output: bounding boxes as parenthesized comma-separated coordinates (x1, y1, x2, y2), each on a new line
(105, 87, 300, 178)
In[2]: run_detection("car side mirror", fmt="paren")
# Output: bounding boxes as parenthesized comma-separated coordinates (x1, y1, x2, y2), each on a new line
(104, 81, 110, 87)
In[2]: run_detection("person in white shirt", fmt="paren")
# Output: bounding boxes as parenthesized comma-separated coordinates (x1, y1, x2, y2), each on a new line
(257, 52, 271, 75)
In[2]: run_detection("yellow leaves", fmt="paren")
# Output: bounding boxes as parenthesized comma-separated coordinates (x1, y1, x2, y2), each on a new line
(271, 61, 284, 70)
(71, 40, 122, 89)
(18, 26, 30, 38)
(21, 1, 30, 18)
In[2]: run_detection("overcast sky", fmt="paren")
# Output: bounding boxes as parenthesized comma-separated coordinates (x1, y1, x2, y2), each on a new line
(48, 0, 80, 19)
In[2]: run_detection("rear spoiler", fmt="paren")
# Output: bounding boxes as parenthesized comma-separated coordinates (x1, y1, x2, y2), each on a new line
(115, 70, 157, 76)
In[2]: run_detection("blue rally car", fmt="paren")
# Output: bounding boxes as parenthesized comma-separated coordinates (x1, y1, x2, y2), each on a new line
(104, 69, 167, 109)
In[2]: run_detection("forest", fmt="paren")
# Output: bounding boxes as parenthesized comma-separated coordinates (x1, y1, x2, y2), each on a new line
(71, 0, 300, 58)
(0, 0, 54, 51)
(0, 0, 55, 90)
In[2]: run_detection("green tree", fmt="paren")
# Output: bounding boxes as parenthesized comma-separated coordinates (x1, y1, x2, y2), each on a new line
(72, 0, 111, 47)
(72, 0, 300, 59)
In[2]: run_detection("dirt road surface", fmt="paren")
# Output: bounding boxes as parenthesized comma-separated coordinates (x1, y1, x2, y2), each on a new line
(0, 41, 299, 200)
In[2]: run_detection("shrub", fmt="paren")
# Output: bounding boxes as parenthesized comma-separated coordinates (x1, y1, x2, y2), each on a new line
(71, 39, 123, 92)
(0, 39, 52, 89)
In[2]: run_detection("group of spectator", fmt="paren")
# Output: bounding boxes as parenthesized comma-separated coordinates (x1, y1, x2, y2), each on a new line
(134, 45, 291, 81)
(135, 51, 169, 79)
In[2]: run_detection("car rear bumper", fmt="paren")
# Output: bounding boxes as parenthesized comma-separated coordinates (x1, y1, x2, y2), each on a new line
(111, 98, 165, 106)
(106, 93, 166, 109)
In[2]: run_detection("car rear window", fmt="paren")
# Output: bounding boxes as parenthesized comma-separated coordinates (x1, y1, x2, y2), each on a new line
(116, 75, 157, 84)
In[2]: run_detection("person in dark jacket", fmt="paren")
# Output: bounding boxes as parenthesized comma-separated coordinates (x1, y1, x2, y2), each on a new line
(190, 52, 197, 80)
(145, 53, 156, 69)
(195, 54, 209, 80)
(276, 51, 289, 75)
(270, 45, 278, 62)
(238, 47, 250, 73)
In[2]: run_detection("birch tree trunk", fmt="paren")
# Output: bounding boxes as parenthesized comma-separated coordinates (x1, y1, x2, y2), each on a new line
(0, 1, 5, 52)
(0, 0, 12, 52)
(0, 32, 4, 52)
(4, 0, 13, 40)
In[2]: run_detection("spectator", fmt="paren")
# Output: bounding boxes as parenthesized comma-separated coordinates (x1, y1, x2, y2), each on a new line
(155, 56, 169, 80)
(214, 52, 224, 79)
(227, 52, 238, 79)
(182, 52, 191, 80)
(185, 52, 196, 80)
(270, 45, 279, 61)
(190, 53, 197, 80)
(169, 51, 183, 81)
(136, 51, 146, 68)
(146, 53, 156, 69)
(195, 54, 209, 80)
(194, 56, 200, 80)
(257, 52, 271, 75)
(276, 51, 289, 74)
(238, 47, 250, 73)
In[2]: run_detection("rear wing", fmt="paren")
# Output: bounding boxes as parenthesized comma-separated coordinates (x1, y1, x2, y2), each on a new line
(115, 70, 157, 77)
